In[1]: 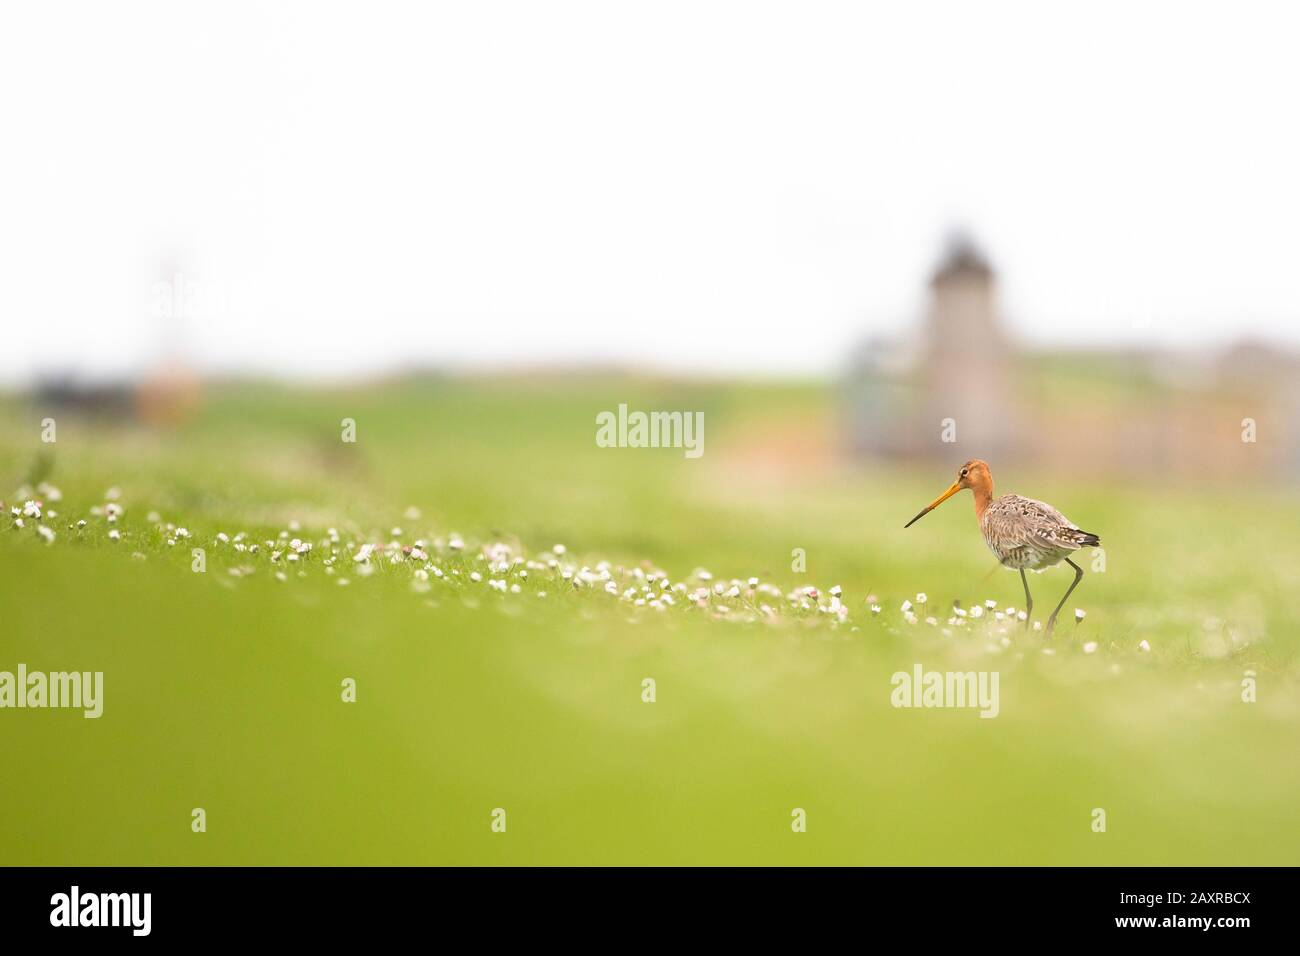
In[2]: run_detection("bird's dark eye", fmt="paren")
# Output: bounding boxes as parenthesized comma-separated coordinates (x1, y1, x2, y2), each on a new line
(960, 469, 968, 478)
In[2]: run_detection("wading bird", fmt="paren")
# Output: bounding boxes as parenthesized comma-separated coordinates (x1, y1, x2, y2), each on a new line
(904, 459, 1099, 634)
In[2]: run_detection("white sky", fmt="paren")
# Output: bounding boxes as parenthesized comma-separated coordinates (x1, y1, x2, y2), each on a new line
(3, 1, 1299, 384)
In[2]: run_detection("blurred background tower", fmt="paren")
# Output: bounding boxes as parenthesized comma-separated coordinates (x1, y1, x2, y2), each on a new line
(918, 234, 1017, 462)
(136, 253, 202, 426)
(844, 232, 1019, 463)
(844, 231, 1300, 478)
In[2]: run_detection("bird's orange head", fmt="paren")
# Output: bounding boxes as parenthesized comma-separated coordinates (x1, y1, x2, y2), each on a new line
(904, 459, 993, 528)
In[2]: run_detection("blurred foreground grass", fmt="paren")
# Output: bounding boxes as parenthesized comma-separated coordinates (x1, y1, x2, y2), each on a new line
(1, 376, 1298, 864)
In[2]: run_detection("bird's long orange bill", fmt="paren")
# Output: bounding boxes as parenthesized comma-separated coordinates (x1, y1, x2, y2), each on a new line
(904, 480, 961, 528)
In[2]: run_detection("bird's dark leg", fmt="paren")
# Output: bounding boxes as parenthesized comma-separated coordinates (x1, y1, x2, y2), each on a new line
(1019, 569, 1033, 632)
(1046, 558, 1084, 635)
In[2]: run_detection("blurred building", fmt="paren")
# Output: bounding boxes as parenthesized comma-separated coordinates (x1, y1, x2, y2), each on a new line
(33, 255, 205, 426)
(846, 236, 1300, 478)
(34, 364, 202, 426)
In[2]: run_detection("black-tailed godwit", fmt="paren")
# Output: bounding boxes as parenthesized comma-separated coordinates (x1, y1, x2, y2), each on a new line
(904, 459, 1100, 633)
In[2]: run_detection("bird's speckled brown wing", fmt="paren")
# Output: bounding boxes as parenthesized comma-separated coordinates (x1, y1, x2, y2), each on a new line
(981, 494, 1100, 568)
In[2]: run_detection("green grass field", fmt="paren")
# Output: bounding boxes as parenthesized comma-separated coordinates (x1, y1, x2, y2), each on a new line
(2, 376, 1298, 865)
